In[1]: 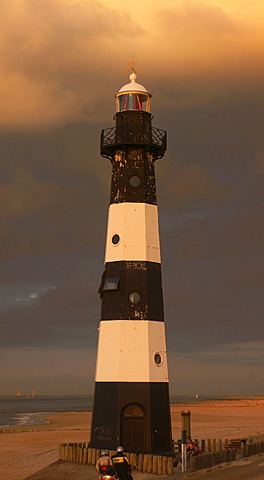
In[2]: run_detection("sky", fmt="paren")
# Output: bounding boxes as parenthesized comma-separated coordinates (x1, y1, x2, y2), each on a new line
(0, 0, 263, 396)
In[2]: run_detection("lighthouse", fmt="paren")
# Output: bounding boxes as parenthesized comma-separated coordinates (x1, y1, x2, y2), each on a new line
(90, 67, 173, 454)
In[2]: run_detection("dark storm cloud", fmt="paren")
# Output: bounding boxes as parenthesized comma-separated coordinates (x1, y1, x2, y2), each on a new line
(0, 0, 264, 393)
(0, 103, 263, 354)
(0, 123, 109, 260)
(0, 279, 99, 348)
(161, 204, 264, 263)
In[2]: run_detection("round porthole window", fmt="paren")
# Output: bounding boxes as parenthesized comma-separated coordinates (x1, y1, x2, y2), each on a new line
(112, 234, 120, 245)
(129, 175, 141, 187)
(154, 353, 163, 366)
(129, 291, 140, 304)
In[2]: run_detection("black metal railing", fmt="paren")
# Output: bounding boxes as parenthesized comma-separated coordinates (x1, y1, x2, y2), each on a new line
(152, 127, 166, 147)
(100, 125, 167, 159)
(101, 127, 116, 146)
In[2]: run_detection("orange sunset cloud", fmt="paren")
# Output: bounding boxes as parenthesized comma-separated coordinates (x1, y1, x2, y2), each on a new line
(0, 0, 263, 128)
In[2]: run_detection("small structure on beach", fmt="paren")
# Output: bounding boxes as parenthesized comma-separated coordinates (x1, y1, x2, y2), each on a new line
(90, 64, 173, 454)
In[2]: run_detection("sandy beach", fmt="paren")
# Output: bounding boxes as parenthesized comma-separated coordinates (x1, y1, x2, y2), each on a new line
(1, 402, 264, 480)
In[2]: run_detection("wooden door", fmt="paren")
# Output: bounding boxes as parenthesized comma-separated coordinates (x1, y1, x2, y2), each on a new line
(121, 403, 146, 453)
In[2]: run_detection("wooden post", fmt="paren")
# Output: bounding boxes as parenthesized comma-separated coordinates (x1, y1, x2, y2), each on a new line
(157, 456, 163, 475)
(69, 444, 73, 462)
(78, 445, 83, 463)
(138, 454, 143, 472)
(152, 455, 158, 474)
(83, 447, 88, 464)
(147, 455, 153, 473)
(63, 444, 67, 461)
(218, 439, 222, 451)
(143, 454, 149, 472)
(162, 456, 168, 475)
(207, 439, 212, 452)
(130, 453, 137, 468)
(201, 439, 206, 452)
(70, 443, 73, 462)
(88, 447, 92, 464)
(167, 457, 174, 475)
(73, 443, 78, 462)
(65, 444, 70, 462)
(91, 448, 97, 465)
(212, 439, 217, 452)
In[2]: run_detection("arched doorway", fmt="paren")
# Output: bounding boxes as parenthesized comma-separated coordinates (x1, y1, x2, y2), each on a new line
(121, 403, 146, 452)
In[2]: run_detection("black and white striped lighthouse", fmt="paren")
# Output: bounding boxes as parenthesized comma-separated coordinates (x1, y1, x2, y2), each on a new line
(90, 68, 173, 454)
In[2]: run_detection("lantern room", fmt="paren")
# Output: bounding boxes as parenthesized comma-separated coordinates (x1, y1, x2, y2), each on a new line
(115, 71, 152, 113)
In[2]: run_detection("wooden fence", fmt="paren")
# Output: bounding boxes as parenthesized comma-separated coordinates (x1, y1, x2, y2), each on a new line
(58, 445, 174, 475)
(189, 440, 264, 472)
(58, 439, 264, 474)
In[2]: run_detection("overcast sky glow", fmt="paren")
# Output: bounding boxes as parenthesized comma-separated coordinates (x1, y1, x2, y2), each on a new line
(0, 0, 263, 396)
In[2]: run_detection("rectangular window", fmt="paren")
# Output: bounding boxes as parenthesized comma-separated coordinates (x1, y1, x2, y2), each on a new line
(103, 277, 120, 291)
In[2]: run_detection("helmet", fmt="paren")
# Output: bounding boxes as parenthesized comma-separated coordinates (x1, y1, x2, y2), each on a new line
(101, 451, 108, 456)
(116, 446, 124, 453)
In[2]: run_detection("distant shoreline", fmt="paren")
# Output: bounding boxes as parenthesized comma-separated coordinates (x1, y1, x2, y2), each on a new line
(1, 394, 264, 399)
(1, 399, 264, 430)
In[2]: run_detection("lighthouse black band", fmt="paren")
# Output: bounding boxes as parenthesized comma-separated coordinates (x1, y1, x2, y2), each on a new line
(110, 148, 157, 205)
(91, 381, 172, 454)
(99, 261, 164, 322)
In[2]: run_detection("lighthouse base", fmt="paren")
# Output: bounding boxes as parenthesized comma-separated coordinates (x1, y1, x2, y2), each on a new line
(90, 382, 173, 454)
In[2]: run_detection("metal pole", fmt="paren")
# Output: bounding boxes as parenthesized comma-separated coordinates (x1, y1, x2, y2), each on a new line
(181, 429, 187, 473)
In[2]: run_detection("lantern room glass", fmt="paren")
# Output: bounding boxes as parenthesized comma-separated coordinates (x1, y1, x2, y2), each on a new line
(116, 92, 151, 113)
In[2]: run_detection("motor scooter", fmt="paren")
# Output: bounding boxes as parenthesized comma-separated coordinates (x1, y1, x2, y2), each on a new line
(100, 475, 119, 480)
(99, 465, 119, 480)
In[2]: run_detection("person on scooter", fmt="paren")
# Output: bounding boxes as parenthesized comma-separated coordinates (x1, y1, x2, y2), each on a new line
(96, 451, 115, 476)
(111, 446, 133, 480)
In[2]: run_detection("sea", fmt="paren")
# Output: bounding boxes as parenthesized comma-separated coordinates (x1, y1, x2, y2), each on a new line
(0, 394, 259, 428)
(0, 395, 94, 428)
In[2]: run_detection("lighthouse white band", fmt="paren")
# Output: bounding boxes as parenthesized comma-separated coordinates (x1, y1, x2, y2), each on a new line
(95, 320, 169, 383)
(105, 203, 161, 264)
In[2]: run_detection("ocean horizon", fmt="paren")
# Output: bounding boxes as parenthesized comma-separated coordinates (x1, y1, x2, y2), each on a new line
(0, 394, 262, 428)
